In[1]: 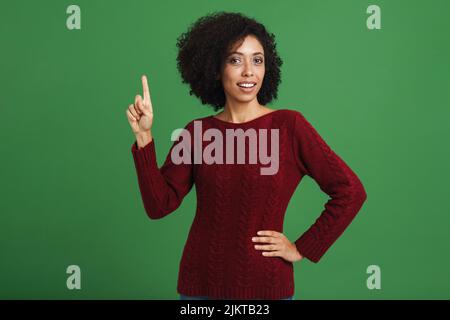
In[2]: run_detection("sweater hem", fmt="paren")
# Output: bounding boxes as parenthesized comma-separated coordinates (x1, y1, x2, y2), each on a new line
(177, 284, 294, 300)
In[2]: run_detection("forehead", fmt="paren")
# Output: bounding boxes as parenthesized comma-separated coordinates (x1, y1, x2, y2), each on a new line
(228, 35, 264, 55)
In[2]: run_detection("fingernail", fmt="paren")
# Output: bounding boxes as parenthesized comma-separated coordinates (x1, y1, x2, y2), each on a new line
(252, 237, 256, 241)
(257, 231, 262, 235)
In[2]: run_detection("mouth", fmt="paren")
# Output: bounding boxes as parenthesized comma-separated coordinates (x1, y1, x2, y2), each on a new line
(236, 81, 257, 93)
(237, 81, 257, 88)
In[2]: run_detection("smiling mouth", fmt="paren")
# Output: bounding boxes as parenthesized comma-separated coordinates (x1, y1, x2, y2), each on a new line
(237, 83, 256, 88)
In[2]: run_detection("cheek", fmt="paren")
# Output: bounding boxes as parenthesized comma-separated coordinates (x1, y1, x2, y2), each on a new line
(257, 67, 265, 79)
(224, 68, 240, 81)
(222, 72, 239, 89)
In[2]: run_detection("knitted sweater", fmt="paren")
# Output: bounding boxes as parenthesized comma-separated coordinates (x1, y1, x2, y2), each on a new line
(131, 109, 367, 300)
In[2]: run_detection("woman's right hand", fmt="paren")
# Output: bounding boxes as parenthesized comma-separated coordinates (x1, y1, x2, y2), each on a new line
(126, 75, 154, 135)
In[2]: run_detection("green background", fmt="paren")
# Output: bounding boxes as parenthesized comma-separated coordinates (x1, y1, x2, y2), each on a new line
(1, 0, 449, 299)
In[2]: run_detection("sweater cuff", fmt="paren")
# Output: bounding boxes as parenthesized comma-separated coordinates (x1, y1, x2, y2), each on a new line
(131, 139, 158, 172)
(294, 232, 327, 263)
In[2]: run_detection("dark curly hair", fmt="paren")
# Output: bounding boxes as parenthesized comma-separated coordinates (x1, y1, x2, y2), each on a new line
(176, 11, 283, 112)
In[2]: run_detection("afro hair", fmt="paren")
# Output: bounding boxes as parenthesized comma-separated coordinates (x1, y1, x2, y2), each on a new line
(176, 11, 283, 112)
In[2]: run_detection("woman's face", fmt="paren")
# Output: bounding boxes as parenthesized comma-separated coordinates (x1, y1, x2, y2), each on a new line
(219, 35, 265, 105)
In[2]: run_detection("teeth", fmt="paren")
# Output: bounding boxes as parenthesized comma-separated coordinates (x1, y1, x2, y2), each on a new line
(238, 83, 255, 88)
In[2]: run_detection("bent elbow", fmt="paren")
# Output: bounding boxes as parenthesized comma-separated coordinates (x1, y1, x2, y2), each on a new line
(144, 203, 171, 220)
(360, 186, 367, 204)
(146, 210, 165, 220)
(352, 178, 367, 208)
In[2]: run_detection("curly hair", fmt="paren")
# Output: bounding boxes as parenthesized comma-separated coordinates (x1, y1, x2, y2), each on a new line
(176, 11, 283, 112)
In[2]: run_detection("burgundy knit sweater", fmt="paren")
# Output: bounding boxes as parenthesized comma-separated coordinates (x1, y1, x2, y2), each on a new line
(131, 109, 367, 300)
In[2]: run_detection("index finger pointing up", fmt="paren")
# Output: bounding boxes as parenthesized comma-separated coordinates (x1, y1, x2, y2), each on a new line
(141, 75, 151, 104)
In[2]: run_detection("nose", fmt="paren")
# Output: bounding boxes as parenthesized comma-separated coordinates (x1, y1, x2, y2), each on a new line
(242, 60, 254, 77)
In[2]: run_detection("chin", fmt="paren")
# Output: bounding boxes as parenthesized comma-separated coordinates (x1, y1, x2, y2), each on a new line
(235, 95, 256, 103)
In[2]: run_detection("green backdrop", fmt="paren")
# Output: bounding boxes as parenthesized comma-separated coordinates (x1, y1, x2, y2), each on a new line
(1, 0, 449, 299)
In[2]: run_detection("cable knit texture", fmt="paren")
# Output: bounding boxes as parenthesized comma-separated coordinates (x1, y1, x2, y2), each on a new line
(130, 109, 367, 300)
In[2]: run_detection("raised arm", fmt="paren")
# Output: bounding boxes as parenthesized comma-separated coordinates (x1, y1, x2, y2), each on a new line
(292, 111, 367, 263)
(126, 75, 194, 219)
(126, 75, 154, 148)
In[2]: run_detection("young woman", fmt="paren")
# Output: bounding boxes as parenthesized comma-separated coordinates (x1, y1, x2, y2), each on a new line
(125, 12, 367, 300)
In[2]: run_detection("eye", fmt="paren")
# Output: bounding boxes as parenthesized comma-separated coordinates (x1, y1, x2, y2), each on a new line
(229, 57, 263, 64)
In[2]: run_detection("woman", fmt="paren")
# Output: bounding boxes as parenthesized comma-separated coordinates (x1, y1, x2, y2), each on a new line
(125, 12, 367, 300)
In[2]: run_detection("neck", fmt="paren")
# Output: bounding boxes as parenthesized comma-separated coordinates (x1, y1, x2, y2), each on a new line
(220, 100, 266, 123)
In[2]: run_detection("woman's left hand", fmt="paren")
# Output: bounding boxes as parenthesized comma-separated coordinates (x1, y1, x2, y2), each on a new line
(252, 230, 304, 263)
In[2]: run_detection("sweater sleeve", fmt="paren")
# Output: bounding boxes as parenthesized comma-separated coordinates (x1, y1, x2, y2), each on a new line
(292, 111, 367, 263)
(130, 121, 195, 220)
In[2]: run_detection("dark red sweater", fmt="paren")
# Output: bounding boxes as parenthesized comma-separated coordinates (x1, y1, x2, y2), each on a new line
(131, 109, 367, 300)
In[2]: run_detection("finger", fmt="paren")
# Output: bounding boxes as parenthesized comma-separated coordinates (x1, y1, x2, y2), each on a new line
(141, 75, 151, 108)
(262, 251, 281, 257)
(134, 95, 143, 115)
(252, 236, 278, 243)
(257, 237, 282, 244)
(257, 230, 281, 238)
(128, 104, 140, 119)
(126, 109, 136, 121)
(254, 244, 279, 251)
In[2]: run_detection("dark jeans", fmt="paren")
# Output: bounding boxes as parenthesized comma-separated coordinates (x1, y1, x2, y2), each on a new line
(180, 294, 294, 300)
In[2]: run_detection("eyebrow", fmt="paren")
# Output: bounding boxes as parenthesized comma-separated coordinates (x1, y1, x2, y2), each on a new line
(227, 51, 264, 56)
